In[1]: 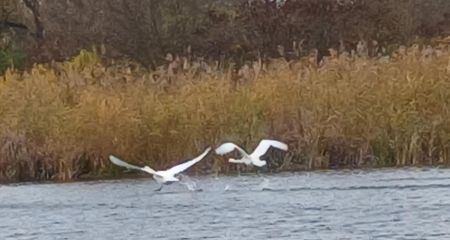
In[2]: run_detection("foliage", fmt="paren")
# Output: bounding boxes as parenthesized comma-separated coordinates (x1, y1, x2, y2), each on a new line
(6, 0, 450, 66)
(0, 44, 450, 182)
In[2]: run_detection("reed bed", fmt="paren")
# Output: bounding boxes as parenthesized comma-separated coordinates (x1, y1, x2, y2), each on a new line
(0, 46, 450, 182)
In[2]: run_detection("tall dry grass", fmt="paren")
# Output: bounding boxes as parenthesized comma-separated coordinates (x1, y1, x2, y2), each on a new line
(0, 45, 450, 182)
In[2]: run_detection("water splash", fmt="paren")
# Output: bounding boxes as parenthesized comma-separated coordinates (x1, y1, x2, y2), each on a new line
(178, 174, 201, 192)
(256, 178, 271, 191)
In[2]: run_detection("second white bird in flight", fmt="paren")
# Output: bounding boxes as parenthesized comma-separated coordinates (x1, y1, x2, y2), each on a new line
(215, 139, 288, 167)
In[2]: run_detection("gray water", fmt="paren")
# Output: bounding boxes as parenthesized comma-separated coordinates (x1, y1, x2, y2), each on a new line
(1, 168, 450, 240)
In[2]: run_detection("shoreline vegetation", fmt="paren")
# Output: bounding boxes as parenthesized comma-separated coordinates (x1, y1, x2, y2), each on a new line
(1, 43, 450, 183)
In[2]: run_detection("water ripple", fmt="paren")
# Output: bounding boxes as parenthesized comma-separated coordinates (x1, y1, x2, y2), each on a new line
(1, 168, 450, 239)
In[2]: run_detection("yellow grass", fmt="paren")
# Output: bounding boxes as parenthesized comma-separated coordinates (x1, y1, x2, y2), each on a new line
(0, 45, 450, 181)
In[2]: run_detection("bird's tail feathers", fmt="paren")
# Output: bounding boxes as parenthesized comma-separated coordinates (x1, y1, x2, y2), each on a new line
(228, 158, 244, 164)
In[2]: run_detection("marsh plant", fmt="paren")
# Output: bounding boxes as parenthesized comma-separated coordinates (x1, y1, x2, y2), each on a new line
(0, 44, 450, 182)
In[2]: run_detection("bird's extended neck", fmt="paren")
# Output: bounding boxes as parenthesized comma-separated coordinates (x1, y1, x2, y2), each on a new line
(142, 166, 157, 175)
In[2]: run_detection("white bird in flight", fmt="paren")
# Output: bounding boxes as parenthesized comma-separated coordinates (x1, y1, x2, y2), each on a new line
(109, 147, 211, 191)
(215, 139, 288, 167)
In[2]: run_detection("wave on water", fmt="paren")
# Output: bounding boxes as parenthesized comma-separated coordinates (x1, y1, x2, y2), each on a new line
(255, 183, 450, 193)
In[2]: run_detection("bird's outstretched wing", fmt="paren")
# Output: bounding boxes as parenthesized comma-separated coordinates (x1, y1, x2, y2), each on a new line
(215, 142, 250, 158)
(109, 155, 156, 175)
(165, 147, 211, 175)
(250, 139, 288, 159)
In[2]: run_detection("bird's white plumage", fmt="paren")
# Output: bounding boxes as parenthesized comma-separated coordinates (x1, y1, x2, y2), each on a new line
(214, 142, 250, 157)
(215, 139, 288, 167)
(165, 147, 211, 175)
(250, 139, 288, 158)
(109, 147, 211, 190)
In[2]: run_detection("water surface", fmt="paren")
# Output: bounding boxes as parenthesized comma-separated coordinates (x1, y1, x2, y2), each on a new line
(1, 168, 450, 239)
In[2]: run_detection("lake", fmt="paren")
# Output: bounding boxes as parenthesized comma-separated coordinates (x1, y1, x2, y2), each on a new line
(1, 168, 450, 239)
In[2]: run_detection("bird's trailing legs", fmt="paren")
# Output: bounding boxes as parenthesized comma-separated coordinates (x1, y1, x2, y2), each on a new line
(255, 165, 268, 176)
(154, 184, 164, 192)
(255, 168, 261, 177)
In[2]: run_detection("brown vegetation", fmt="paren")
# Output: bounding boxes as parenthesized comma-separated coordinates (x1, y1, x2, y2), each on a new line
(1, 1, 450, 182)
(0, 43, 450, 182)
